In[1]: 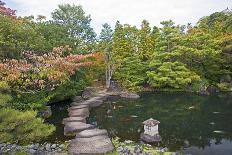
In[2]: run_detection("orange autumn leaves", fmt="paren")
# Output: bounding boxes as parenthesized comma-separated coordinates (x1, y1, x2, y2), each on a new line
(0, 46, 102, 92)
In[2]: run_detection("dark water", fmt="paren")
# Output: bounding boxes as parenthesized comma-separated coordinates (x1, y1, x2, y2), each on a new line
(87, 92, 232, 155)
(45, 100, 72, 143)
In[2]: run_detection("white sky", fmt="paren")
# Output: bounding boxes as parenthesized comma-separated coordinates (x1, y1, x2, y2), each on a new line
(5, 0, 232, 34)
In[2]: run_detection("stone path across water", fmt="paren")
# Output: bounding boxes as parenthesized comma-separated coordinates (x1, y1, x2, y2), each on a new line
(63, 89, 115, 154)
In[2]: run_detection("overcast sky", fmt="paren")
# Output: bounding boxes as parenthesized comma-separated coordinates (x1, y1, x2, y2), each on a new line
(5, 0, 232, 34)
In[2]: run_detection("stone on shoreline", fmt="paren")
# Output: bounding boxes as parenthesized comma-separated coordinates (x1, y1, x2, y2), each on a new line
(76, 128, 108, 138)
(68, 135, 114, 154)
(64, 122, 95, 136)
(63, 117, 86, 124)
(140, 133, 162, 143)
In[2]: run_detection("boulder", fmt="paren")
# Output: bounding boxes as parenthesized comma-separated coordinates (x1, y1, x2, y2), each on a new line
(63, 117, 86, 124)
(206, 86, 220, 94)
(76, 128, 108, 138)
(68, 135, 114, 154)
(64, 122, 94, 136)
(120, 92, 140, 99)
(68, 108, 89, 118)
(140, 133, 162, 143)
(72, 96, 84, 103)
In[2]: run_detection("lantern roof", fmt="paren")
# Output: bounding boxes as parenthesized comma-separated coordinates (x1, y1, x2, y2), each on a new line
(143, 118, 160, 126)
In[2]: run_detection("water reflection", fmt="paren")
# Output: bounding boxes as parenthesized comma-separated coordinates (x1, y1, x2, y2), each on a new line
(88, 92, 232, 154)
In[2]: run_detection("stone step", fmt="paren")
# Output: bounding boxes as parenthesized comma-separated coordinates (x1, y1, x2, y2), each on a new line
(63, 117, 86, 124)
(76, 128, 108, 138)
(68, 105, 89, 111)
(68, 135, 114, 154)
(68, 108, 89, 118)
(72, 96, 84, 102)
(64, 122, 94, 136)
(80, 99, 103, 107)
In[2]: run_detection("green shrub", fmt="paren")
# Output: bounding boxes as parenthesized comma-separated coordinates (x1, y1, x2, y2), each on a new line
(0, 108, 55, 144)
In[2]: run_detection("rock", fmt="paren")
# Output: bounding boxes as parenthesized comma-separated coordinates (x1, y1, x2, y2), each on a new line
(63, 117, 86, 124)
(58, 148, 62, 152)
(51, 144, 56, 149)
(81, 97, 103, 106)
(68, 135, 114, 154)
(134, 145, 142, 154)
(76, 128, 108, 138)
(45, 143, 51, 151)
(28, 144, 35, 149)
(28, 148, 37, 154)
(82, 87, 97, 99)
(38, 106, 52, 119)
(72, 96, 84, 102)
(184, 140, 190, 147)
(140, 133, 162, 143)
(207, 86, 220, 94)
(120, 92, 140, 99)
(59, 144, 65, 149)
(34, 143, 39, 150)
(125, 140, 133, 144)
(68, 108, 90, 118)
(64, 122, 95, 136)
(68, 105, 89, 111)
(199, 85, 210, 95)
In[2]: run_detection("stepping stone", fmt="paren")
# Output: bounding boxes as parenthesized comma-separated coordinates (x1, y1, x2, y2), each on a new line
(68, 108, 89, 118)
(72, 96, 84, 102)
(68, 105, 89, 111)
(81, 98, 103, 106)
(68, 135, 114, 154)
(63, 117, 86, 124)
(64, 122, 94, 136)
(76, 128, 108, 138)
(71, 102, 82, 106)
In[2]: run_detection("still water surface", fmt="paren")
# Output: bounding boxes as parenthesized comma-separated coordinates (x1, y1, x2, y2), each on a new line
(47, 92, 232, 155)
(88, 92, 232, 155)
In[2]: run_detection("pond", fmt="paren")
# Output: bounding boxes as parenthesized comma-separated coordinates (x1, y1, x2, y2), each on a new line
(47, 92, 232, 155)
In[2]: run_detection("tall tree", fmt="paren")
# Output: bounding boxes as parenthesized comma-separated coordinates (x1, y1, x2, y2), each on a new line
(99, 23, 113, 88)
(52, 4, 96, 53)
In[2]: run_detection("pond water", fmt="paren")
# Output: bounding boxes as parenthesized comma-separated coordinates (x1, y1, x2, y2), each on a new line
(46, 92, 232, 155)
(87, 92, 232, 155)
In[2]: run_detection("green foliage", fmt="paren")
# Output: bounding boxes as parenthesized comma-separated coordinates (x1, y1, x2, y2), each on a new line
(0, 16, 46, 59)
(0, 108, 55, 144)
(52, 4, 96, 53)
(147, 61, 200, 89)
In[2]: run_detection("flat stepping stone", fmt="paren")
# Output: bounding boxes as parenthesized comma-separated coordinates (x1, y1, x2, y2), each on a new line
(76, 128, 108, 138)
(71, 102, 82, 106)
(68, 135, 114, 154)
(69, 108, 89, 118)
(72, 96, 84, 102)
(63, 117, 86, 124)
(81, 98, 103, 107)
(64, 122, 94, 136)
(68, 105, 89, 111)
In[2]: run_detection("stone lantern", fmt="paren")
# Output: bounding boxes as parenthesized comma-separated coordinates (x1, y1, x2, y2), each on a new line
(140, 118, 161, 142)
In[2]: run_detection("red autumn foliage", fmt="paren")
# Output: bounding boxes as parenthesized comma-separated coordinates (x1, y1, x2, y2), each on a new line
(0, 0, 16, 17)
(0, 46, 101, 93)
